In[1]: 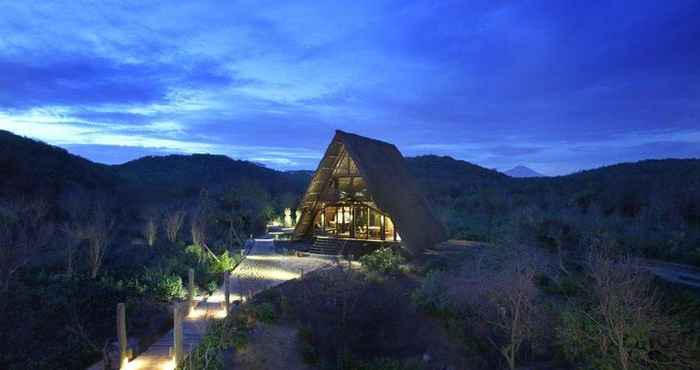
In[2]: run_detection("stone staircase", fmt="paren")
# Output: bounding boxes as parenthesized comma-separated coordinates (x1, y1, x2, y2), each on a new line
(308, 237, 343, 255)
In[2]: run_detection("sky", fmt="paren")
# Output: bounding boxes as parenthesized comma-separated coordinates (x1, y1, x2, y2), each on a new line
(0, 0, 699, 175)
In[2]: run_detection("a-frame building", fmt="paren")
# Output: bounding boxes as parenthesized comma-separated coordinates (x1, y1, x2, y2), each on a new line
(293, 130, 447, 254)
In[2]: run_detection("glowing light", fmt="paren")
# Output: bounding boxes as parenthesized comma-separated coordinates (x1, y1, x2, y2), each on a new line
(235, 267, 300, 281)
(160, 359, 176, 370)
(122, 357, 174, 370)
(245, 255, 288, 261)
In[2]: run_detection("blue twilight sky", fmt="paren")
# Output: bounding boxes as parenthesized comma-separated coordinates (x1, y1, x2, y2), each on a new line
(1, 1, 699, 175)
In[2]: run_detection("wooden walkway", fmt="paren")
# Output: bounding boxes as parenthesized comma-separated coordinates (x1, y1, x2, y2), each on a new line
(91, 239, 335, 370)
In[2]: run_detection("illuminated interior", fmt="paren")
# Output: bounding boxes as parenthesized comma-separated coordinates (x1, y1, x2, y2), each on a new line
(311, 145, 400, 241)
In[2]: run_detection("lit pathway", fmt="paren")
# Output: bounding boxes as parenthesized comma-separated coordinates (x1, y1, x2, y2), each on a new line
(95, 239, 335, 370)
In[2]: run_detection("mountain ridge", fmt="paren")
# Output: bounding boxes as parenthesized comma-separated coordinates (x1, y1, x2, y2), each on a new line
(505, 165, 545, 177)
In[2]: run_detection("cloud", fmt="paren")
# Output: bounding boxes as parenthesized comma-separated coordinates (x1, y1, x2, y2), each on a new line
(0, 0, 699, 173)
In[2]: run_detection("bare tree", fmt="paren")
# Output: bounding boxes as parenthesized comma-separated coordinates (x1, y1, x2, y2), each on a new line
(62, 222, 81, 278)
(190, 207, 218, 260)
(224, 212, 244, 247)
(456, 245, 545, 370)
(558, 244, 698, 370)
(164, 209, 186, 244)
(85, 204, 114, 279)
(65, 203, 115, 279)
(190, 208, 207, 247)
(0, 199, 54, 291)
(143, 218, 158, 247)
(489, 264, 538, 370)
(585, 250, 697, 369)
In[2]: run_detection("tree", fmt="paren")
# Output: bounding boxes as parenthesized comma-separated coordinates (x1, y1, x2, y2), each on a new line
(64, 202, 114, 279)
(461, 245, 544, 370)
(190, 190, 219, 260)
(0, 198, 53, 291)
(190, 208, 207, 247)
(164, 209, 186, 244)
(82, 204, 114, 279)
(143, 217, 158, 247)
(61, 222, 80, 277)
(558, 246, 699, 370)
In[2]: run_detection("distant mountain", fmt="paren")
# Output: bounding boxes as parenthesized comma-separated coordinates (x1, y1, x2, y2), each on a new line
(505, 165, 545, 177)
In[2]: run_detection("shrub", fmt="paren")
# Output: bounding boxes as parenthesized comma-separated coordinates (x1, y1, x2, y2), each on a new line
(210, 250, 239, 274)
(182, 245, 242, 293)
(180, 310, 253, 370)
(360, 247, 404, 275)
(412, 270, 450, 315)
(250, 302, 276, 323)
(556, 254, 699, 370)
(185, 244, 208, 262)
(142, 271, 185, 302)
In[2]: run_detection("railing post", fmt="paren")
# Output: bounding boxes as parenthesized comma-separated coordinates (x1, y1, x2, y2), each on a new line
(224, 271, 230, 313)
(188, 268, 195, 314)
(117, 302, 128, 368)
(173, 303, 184, 365)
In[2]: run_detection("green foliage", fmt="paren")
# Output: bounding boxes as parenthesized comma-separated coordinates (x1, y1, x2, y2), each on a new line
(142, 270, 186, 302)
(185, 244, 209, 262)
(182, 245, 242, 293)
(210, 250, 239, 274)
(250, 302, 276, 323)
(557, 303, 668, 370)
(178, 308, 254, 370)
(180, 302, 279, 370)
(412, 270, 451, 315)
(555, 262, 700, 370)
(359, 247, 405, 275)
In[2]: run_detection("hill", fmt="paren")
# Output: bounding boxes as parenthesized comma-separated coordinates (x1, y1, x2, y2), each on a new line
(0, 130, 119, 200)
(114, 154, 308, 203)
(505, 165, 545, 177)
(2, 130, 699, 264)
(406, 154, 700, 264)
(0, 130, 307, 225)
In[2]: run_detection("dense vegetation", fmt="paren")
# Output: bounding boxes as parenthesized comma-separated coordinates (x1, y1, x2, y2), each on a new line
(1, 129, 699, 369)
(204, 245, 700, 369)
(408, 155, 700, 266)
(0, 131, 306, 369)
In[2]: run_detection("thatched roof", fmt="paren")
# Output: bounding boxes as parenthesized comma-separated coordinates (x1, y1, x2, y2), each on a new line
(293, 130, 447, 253)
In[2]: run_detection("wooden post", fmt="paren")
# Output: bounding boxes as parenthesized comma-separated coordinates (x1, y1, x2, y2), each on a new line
(188, 268, 195, 314)
(351, 206, 356, 238)
(381, 214, 386, 241)
(173, 303, 184, 365)
(299, 267, 304, 280)
(239, 276, 243, 303)
(224, 271, 230, 313)
(117, 302, 128, 368)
